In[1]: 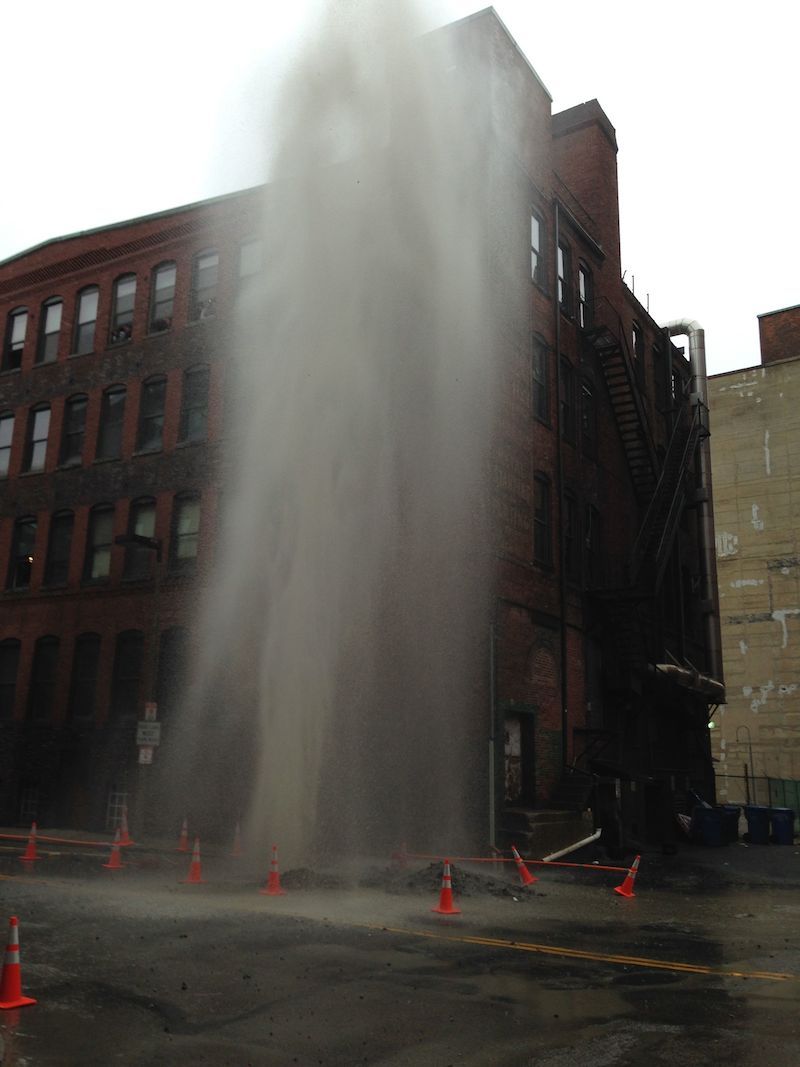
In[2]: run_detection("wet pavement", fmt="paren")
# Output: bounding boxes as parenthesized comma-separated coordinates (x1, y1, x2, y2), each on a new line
(0, 838, 798, 1065)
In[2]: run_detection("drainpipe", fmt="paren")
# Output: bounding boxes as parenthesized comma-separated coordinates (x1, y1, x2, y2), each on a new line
(663, 320, 724, 691)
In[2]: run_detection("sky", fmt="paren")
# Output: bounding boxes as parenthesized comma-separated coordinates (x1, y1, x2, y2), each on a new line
(2, 0, 798, 375)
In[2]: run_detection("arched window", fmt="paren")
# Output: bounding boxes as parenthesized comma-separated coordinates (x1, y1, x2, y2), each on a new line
(44, 510, 74, 586)
(109, 274, 136, 344)
(73, 286, 99, 355)
(136, 375, 166, 452)
(149, 262, 176, 333)
(156, 626, 189, 720)
(60, 393, 88, 467)
(169, 492, 201, 569)
(0, 412, 14, 477)
(28, 636, 60, 720)
(0, 639, 21, 718)
(83, 504, 114, 581)
(109, 630, 144, 719)
(123, 497, 157, 580)
(3, 307, 27, 372)
(36, 297, 63, 364)
(7, 516, 37, 590)
(67, 633, 101, 720)
(23, 404, 50, 472)
(179, 365, 209, 443)
(189, 249, 218, 321)
(96, 385, 126, 460)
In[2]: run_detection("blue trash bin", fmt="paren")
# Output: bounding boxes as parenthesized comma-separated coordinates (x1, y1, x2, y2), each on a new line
(745, 804, 771, 844)
(692, 805, 724, 846)
(770, 807, 796, 845)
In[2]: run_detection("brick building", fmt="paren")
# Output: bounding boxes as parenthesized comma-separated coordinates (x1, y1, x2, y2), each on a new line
(0, 8, 722, 850)
(709, 305, 800, 815)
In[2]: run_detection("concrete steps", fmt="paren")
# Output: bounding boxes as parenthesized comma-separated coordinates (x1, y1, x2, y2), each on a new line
(498, 808, 595, 859)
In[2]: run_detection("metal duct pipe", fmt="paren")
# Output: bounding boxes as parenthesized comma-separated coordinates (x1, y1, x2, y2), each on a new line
(649, 662, 726, 703)
(663, 320, 724, 694)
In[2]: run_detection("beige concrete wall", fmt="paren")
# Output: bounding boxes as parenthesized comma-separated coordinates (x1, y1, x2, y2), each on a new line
(709, 358, 800, 804)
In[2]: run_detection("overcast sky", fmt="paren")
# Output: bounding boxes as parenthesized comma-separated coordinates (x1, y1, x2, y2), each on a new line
(3, 1, 797, 375)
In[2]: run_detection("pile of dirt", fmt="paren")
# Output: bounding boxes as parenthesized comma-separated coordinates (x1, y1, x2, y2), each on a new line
(280, 867, 347, 890)
(359, 861, 539, 901)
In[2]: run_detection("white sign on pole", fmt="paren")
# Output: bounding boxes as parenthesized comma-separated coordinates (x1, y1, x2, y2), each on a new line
(137, 721, 161, 746)
(138, 745, 154, 765)
(144, 702, 158, 722)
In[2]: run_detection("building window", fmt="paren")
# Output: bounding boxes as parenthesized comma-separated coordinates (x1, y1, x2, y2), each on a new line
(533, 475, 551, 565)
(96, 386, 126, 461)
(149, 262, 176, 333)
(170, 493, 201, 568)
(23, 405, 50, 473)
(156, 627, 189, 721)
(532, 339, 549, 424)
(557, 243, 571, 312)
(123, 497, 156, 580)
(136, 376, 166, 453)
(73, 286, 99, 355)
(578, 264, 592, 328)
(28, 636, 60, 720)
(0, 639, 21, 718)
(60, 394, 88, 467)
(584, 504, 601, 585)
(564, 494, 580, 582)
(84, 504, 114, 582)
(0, 412, 14, 477)
(109, 274, 136, 344)
(44, 510, 74, 586)
(632, 322, 644, 360)
(179, 365, 209, 443)
(560, 358, 576, 444)
(239, 238, 262, 281)
(530, 212, 544, 285)
(36, 298, 62, 364)
(580, 379, 597, 455)
(109, 630, 144, 719)
(67, 633, 101, 721)
(3, 308, 27, 372)
(189, 250, 218, 321)
(7, 517, 37, 590)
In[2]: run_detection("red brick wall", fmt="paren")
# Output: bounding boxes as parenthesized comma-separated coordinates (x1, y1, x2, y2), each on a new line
(759, 305, 800, 365)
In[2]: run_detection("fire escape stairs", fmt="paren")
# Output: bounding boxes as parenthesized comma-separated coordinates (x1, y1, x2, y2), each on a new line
(628, 405, 705, 594)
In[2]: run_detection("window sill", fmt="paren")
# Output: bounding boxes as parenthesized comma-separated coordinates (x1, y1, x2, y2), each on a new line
(18, 468, 46, 477)
(174, 437, 206, 449)
(133, 447, 163, 458)
(0, 366, 21, 377)
(69, 350, 95, 359)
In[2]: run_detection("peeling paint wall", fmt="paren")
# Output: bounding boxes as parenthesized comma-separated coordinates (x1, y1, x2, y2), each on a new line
(709, 352, 800, 801)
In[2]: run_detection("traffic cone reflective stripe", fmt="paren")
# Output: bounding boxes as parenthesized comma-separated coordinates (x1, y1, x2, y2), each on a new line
(0, 917, 37, 1009)
(102, 828, 125, 870)
(118, 805, 134, 847)
(19, 823, 38, 863)
(259, 844, 286, 896)
(230, 821, 242, 858)
(176, 817, 189, 852)
(432, 859, 461, 915)
(613, 855, 640, 898)
(511, 845, 537, 886)
(182, 837, 205, 884)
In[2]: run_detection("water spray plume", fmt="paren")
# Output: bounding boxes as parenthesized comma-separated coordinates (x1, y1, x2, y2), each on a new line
(170, 0, 499, 866)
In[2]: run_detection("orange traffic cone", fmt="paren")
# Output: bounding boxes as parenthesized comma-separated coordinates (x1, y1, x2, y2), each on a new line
(511, 845, 537, 886)
(181, 837, 205, 884)
(118, 805, 134, 847)
(176, 817, 189, 853)
(0, 917, 36, 1009)
(230, 821, 242, 858)
(431, 859, 461, 915)
(259, 844, 286, 896)
(613, 855, 640, 898)
(19, 823, 38, 863)
(102, 828, 125, 870)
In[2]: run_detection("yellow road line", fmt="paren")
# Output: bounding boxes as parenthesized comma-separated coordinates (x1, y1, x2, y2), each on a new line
(363, 924, 797, 983)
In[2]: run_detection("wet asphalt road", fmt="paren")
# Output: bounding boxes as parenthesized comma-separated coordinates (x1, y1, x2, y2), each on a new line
(0, 841, 798, 1066)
